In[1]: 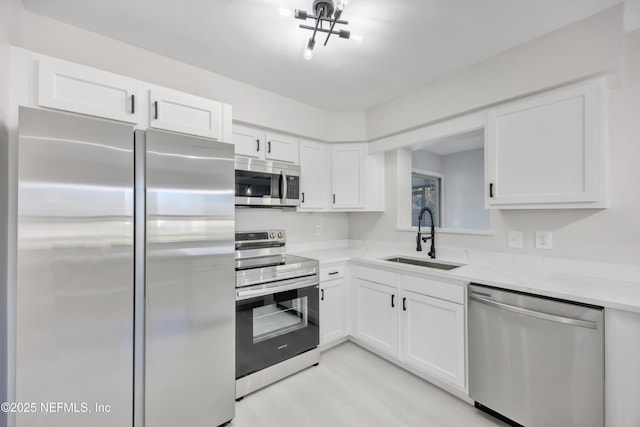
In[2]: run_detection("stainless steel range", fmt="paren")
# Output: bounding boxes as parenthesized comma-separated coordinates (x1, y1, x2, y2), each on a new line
(235, 230, 320, 399)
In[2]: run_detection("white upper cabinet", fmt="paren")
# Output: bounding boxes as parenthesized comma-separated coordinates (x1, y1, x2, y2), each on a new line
(330, 143, 385, 211)
(232, 123, 264, 158)
(486, 78, 608, 209)
(331, 143, 366, 209)
(148, 88, 227, 140)
(34, 54, 233, 140)
(296, 141, 386, 212)
(265, 132, 299, 163)
(232, 124, 299, 164)
(299, 140, 330, 210)
(38, 56, 141, 124)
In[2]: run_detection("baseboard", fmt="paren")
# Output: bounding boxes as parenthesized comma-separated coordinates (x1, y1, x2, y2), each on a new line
(346, 336, 473, 404)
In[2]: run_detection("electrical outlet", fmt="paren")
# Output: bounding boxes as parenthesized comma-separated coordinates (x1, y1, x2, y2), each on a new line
(535, 231, 552, 250)
(314, 224, 322, 237)
(507, 231, 523, 249)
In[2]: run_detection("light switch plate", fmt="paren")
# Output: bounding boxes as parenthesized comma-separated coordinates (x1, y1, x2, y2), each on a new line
(535, 231, 552, 249)
(507, 231, 523, 249)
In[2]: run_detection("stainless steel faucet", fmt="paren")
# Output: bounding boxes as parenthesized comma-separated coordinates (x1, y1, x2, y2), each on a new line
(416, 207, 436, 259)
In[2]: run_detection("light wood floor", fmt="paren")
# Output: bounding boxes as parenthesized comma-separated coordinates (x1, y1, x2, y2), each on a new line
(231, 342, 507, 427)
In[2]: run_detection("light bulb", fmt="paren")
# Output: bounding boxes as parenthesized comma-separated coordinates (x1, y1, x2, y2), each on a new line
(303, 38, 315, 60)
(303, 46, 314, 60)
(278, 6, 292, 17)
(336, 0, 350, 11)
(351, 33, 363, 44)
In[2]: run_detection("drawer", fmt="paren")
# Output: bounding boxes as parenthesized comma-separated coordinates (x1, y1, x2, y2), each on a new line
(353, 265, 398, 287)
(320, 264, 345, 282)
(402, 274, 464, 304)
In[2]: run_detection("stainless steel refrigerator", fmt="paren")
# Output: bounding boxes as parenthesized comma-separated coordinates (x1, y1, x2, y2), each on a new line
(16, 107, 235, 427)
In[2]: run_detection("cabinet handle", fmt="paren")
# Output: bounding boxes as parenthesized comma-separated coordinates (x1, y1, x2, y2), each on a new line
(321, 289, 325, 301)
(256, 139, 260, 152)
(333, 194, 336, 204)
(301, 192, 305, 203)
(391, 294, 395, 308)
(489, 183, 494, 198)
(402, 297, 407, 311)
(130, 94, 135, 114)
(154, 101, 159, 120)
(328, 271, 339, 276)
(267, 141, 271, 153)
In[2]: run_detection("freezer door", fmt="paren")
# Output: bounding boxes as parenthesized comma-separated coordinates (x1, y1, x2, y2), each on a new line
(16, 107, 135, 427)
(143, 130, 235, 427)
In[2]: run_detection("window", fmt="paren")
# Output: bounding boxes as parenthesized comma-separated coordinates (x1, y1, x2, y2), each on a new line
(411, 172, 441, 228)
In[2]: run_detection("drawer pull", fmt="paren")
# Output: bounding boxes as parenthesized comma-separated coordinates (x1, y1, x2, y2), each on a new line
(328, 271, 339, 276)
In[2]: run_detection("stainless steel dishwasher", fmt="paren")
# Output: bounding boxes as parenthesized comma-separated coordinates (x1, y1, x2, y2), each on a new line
(468, 284, 604, 427)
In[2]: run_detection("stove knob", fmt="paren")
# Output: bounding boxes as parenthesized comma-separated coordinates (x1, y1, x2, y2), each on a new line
(277, 232, 283, 238)
(269, 232, 275, 239)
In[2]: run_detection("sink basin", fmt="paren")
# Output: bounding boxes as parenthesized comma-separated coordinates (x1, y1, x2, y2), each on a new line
(383, 256, 462, 270)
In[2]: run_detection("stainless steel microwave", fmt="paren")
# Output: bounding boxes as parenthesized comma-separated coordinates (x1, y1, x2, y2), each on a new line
(235, 157, 301, 207)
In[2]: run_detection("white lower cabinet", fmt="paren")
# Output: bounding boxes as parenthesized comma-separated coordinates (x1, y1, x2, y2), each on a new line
(400, 290, 465, 388)
(351, 263, 467, 391)
(354, 278, 398, 356)
(319, 264, 347, 346)
(352, 266, 399, 357)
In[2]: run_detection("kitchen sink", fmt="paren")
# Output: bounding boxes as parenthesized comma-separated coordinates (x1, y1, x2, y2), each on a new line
(383, 256, 462, 270)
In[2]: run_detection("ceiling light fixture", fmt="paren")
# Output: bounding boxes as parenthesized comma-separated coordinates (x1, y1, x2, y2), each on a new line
(294, 0, 351, 59)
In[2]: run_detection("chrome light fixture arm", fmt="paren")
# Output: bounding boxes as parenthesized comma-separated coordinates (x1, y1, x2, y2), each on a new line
(295, 0, 351, 59)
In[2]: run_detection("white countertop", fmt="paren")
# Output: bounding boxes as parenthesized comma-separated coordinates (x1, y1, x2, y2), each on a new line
(292, 244, 640, 313)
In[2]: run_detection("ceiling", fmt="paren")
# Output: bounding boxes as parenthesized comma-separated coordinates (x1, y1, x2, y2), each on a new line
(21, 0, 621, 111)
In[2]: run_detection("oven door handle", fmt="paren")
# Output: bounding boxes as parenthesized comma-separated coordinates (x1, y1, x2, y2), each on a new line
(237, 276, 318, 300)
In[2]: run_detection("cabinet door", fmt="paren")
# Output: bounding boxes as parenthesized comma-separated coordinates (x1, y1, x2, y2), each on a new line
(331, 143, 366, 209)
(149, 89, 223, 140)
(299, 140, 330, 210)
(400, 291, 465, 388)
(265, 132, 299, 164)
(233, 123, 264, 158)
(320, 278, 346, 345)
(354, 278, 398, 356)
(486, 80, 605, 208)
(38, 57, 140, 123)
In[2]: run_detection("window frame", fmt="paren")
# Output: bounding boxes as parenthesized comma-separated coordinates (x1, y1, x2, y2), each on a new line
(411, 168, 444, 229)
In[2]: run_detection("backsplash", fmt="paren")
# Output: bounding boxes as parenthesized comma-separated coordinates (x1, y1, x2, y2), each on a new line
(235, 208, 349, 244)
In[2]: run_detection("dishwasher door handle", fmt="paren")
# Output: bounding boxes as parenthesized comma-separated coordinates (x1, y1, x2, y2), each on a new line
(470, 295, 598, 329)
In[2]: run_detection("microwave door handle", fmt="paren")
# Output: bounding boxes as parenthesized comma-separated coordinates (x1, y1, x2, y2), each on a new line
(281, 171, 288, 205)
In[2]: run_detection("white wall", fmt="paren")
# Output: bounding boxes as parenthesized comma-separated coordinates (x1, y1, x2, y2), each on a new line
(442, 148, 489, 230)
(411, 150, 442, 173)
(17, 11, 366, 143)
(351, 27, 640, 266)
(366, 5, 624, 140)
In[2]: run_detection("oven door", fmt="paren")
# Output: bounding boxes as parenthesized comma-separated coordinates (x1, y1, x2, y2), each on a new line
(236, 282, 319, 379)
